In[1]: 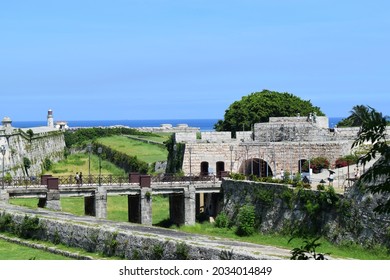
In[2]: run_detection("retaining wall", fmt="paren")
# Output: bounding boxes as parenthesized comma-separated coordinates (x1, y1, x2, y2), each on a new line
(221, 179, 390, 248)
(0, 207, 266, 260)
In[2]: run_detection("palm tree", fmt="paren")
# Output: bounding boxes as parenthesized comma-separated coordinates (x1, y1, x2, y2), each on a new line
(352, 106, 390, 213)
(338, 105, 370, 127)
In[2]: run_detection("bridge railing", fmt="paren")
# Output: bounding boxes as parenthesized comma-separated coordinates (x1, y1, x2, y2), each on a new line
(0, 177, 42, 188)
(151, 173, 218, 184)
(1, 173, 220, 189)
(57, 175, 131, 186)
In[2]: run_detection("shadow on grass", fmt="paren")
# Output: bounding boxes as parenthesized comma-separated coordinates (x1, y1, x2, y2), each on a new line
(153, 214, 210, 229)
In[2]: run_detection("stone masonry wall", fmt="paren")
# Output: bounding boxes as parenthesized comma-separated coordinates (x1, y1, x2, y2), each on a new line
(221, 179, 390, 248)
(181, 141, 351, 176)
(0, 208, 264, 260)
(0, 129, 65, 177)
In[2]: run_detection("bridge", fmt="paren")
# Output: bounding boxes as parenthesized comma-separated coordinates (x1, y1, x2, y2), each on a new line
(0, 173, 223, 226)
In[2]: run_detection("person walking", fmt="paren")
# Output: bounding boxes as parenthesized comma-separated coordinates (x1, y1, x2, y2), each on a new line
(75, 172, 79, 185)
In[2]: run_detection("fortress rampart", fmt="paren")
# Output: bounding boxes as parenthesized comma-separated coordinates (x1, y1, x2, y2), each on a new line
(0, 116, 66, 177)
(175, 116, 389, 177)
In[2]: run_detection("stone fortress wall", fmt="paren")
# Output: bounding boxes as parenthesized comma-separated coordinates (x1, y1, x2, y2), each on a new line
(0, 112, 66, 178)
(175, 116, 390, 177)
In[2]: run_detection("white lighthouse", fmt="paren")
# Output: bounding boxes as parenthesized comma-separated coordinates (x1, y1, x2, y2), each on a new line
(47, 109, 54, 128)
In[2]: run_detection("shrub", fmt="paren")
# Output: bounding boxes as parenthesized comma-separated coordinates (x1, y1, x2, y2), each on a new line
(317, 184, 326, 191)
(215, 212, 230, 228)
(302, 157, 330, 173)
(175, 242, 189, 260)
(43, 157, 53, 171)
(0, 213, 14, 232)
(15, 215, 42, 239)
(229, 173, 246, 181)
(235, 204, 256, 236)
(335, 154, 359, 168)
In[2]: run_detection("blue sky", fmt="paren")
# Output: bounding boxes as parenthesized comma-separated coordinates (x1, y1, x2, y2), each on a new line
(1, 0, 389, 121)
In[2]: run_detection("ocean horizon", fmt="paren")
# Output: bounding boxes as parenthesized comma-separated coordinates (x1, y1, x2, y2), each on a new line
(12, 117, 344, 131)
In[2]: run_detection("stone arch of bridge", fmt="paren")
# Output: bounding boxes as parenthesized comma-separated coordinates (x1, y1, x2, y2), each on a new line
(239, 158, 273, 177)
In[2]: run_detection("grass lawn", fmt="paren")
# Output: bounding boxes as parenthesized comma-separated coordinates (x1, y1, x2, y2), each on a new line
(177, 223, 390, 260)
(10, 195, 170, 225)
(126, 132, 172, 144)
(44, 153, 126, 177)
(96, 135, 168, 163)
(0, 238, 72, 260)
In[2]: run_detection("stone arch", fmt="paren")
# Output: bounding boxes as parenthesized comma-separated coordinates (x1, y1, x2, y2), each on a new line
(200, 161, 209, 176)
(239, 158, 273, 177)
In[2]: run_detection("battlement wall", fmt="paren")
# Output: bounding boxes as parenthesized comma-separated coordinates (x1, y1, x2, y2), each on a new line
(0, 126, 65, 177)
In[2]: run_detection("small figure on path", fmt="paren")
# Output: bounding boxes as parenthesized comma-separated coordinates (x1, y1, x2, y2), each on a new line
(75, 172, 79, 185)
(280, 168, 285, 180)
(79, 172, 83, 186)
(354, 168, 360, 179)
(328, 171, 334, 186)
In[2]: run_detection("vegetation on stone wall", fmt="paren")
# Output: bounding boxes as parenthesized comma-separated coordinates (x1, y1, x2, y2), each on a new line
(214, 90, 325, 133)
(164, 134, 185, 174)
(0, 213, 43, 240)
(23, 157, 31, 176)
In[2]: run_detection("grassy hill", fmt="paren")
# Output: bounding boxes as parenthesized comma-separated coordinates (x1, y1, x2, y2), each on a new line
(96, 135, 168, 164)
(44, 153, 126, 176)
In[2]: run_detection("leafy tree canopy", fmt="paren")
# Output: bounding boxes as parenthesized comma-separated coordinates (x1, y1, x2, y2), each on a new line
(337, 105, 370, 127)
(338, 105, 390, 127)
(352, 106, 390, 214)
(214, 90, 324, 133)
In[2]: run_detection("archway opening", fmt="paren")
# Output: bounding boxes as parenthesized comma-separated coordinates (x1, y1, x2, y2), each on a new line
(200, 161, 209, 176)
(216, 161, 225, 178)
(240, 158, 273, 178)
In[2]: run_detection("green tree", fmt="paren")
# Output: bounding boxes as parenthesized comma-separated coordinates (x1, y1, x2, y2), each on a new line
(214, 90, 324, 133)
(26, 129, 34, 142)
(352, 106, 390, 214)
(23, 157, 31, 177)
(337, 105, 371, 127)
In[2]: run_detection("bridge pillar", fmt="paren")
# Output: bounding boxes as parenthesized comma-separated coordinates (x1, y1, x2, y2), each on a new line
(184, 186, 196, 225)
(45, 190, 62, 211)
(0, 190, 9, 202)
(84, 187, 107, 218)
(140, 188, 152, 225)
(95, 187, 107, 219)
(169, 186, 196, 226)
(128, 189, 152, 225)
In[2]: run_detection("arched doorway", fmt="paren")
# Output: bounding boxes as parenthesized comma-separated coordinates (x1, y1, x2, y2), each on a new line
(253, 158, 271, 178)
(216, 161, 225, 178)
(200, 162, 209, 176)
(240, 158, 273, 178)
(299, 159, 308, 173)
